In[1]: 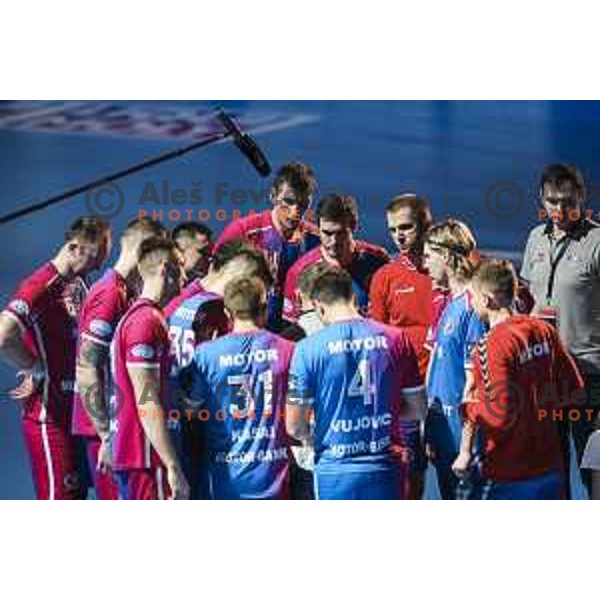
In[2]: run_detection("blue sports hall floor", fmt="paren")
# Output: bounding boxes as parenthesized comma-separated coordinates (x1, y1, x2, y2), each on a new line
(1, 100, 598, 499)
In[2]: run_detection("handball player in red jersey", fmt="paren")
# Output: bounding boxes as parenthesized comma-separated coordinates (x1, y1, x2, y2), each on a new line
(369, 194, 447, 499)
(284, 193, 389, 323)
(111, 238, 189, 500)
(74, 218, 166, 499)
(213, 162, 319, 330)
(0, 217, 110, 499)
(455, 259, 585, 499)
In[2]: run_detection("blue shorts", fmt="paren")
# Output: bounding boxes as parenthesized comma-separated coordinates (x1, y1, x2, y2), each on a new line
(315, 460, 404, 500)
(473, 471, 564, 500)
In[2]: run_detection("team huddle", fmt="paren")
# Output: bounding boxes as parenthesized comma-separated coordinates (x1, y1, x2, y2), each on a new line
(1, 161, 599, 500)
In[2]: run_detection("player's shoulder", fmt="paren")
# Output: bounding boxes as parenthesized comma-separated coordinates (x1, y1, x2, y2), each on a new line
(293, 324, 330, 355)
(18, 261, 59, 292)
(288, 246, 322, 278)
(581, 220, 600, 245)
(363, 318, 409, 345)
(255, 330, 296, 358)
(86, 269, 122, 302)
(355, 239, 390, 259)
(236, 210, 273, 235)
(372, 255, 414, 279)
(123, 299, 164, 330)
(525, 223, 548, 246)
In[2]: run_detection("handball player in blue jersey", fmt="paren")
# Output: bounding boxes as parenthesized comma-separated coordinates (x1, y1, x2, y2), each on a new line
(287, 268, 425, 500)
(187, 277, 294, 499)
(422, 220, 486, 500)
(166, 240, 274, 498)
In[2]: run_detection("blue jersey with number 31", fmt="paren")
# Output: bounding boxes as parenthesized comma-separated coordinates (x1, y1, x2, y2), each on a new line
(190, 330, 294, 499)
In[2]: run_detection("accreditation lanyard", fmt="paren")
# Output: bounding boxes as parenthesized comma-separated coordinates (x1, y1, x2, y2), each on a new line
(546, 234, 572, 304)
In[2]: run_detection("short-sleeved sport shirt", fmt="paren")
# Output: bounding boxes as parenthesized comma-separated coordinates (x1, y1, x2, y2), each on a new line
(521, 219, 600, 374)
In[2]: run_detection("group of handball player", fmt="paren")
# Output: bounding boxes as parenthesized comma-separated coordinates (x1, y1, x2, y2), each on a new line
(2, 161, 600, 500)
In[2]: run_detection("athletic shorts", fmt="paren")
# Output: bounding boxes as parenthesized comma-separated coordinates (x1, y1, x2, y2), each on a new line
(22, 418, 88, 500)
(315, 461, 404, 500)
(116, 468, 170, 500)
(473, 471, 564, 500)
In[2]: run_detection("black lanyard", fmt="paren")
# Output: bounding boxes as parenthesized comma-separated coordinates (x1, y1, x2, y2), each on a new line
(546, 235, 572, 302)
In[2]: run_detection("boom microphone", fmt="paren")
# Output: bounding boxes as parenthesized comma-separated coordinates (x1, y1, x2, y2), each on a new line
(216, 108, 272, 177)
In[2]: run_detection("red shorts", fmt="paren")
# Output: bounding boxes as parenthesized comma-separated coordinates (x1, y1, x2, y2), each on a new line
(116, 468, 170, 500)
(22, 418, 88, 500)
(83, 437, 119, 500)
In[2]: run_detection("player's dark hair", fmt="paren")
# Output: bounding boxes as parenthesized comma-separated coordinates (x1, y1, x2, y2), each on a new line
(122, 217, 167, 243)
(224, 277, 267, 321)
(65, 216, 110, 243)
(297, 262, 333, 297)
(472, 259, 517, 308)
(172, 221, 213, 243)
(317, 194, 359, 231)
(271, 162, 317, 204)
(387, 193, 433, 236)
(539, 163, 587, 200)
(212, 240, 274, 288)
(310, 268, 354, 305)
(138, 237, 178, 273)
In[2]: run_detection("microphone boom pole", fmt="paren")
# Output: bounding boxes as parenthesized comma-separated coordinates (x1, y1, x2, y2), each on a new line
(0, 108, 271, 227)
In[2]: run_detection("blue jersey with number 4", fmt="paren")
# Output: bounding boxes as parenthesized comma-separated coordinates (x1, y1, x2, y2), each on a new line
(289, 318, 421, 493)
(190, 330, 294, 499)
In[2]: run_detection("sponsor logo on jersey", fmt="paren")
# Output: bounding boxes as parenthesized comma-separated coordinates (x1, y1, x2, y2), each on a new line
(90, 319, 113, 338)
(394, 285, 416, 295)
(518, 340, 551, 365)
(327, 336, 389, 355)
(131, 344, 155, 359)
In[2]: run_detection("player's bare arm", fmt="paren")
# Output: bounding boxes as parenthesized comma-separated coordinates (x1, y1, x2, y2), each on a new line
(0, 314, 39, 371)
(452, 369, 478, 479)
(76, 337, 111, 469)
(0, 314, 44, 401)
(129, 364, 189, 499)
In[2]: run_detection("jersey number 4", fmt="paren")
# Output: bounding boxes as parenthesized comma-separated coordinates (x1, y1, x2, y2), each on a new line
(348, 359, 377, 406)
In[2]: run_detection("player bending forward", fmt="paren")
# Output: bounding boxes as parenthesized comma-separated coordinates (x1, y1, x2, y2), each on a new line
(111, 238, 189, 500)
(287, 268, 425, 500)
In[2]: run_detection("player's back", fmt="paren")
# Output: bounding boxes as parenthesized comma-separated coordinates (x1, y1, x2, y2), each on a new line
(111, 298, 170, 472)
(290, 317, 420, 499)
(473, 315, 584, 482)
(191, 329, 294, 499)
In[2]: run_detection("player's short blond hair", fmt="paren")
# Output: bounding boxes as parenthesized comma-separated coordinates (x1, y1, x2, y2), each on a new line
(426, 219, 478, 281)
(472, 259, 517, 309)
(224, 276, 267, 321)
